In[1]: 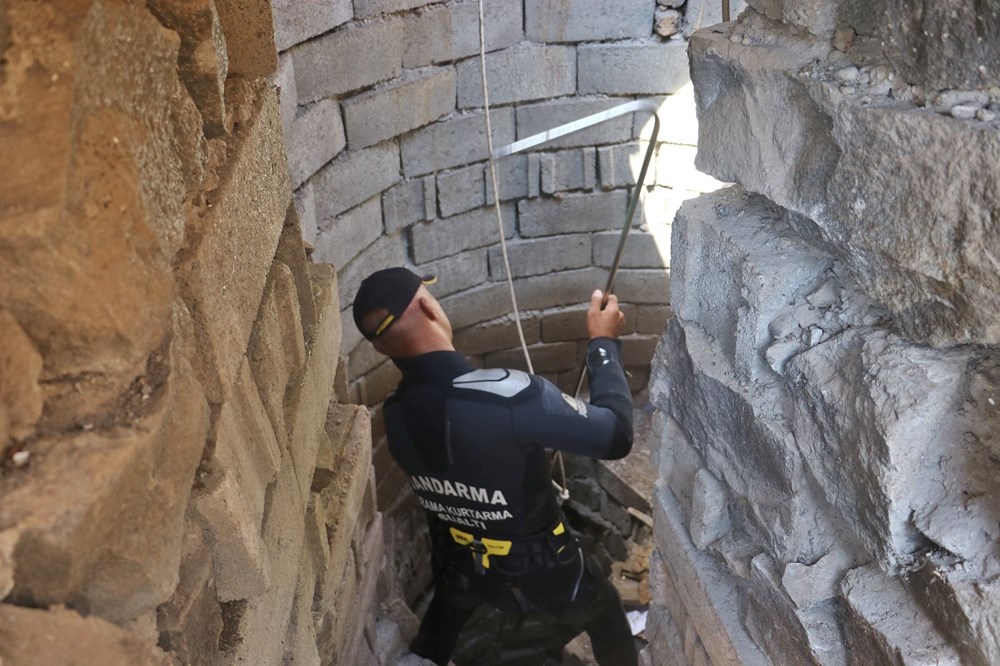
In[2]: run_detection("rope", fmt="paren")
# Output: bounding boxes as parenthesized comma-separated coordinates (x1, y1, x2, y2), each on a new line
(477, 0, 534, 374)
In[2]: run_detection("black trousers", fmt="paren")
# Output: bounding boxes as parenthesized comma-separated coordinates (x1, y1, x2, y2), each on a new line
(410, 536, 638, 666)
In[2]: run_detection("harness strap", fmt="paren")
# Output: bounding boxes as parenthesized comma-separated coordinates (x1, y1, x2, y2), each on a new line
(448, 522, 568, 573)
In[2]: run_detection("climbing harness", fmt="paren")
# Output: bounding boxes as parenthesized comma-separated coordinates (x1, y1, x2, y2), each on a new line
(448, 521, 571, 575)
(477, 1, 661, 501)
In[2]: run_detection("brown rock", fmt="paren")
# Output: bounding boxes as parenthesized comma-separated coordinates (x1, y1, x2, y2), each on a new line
(0, 310, 43, 451)
(214, 0, 278, 76)
(0, 604, 173, 666)
(274, 204, 319, 341)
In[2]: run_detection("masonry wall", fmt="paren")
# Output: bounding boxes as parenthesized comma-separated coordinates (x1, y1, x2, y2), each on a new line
(645, 2, 1000, 664)
(0, 1, 385, 664)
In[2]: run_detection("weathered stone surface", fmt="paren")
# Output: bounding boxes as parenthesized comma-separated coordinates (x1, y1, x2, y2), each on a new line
(518, 190, 627, 237)
(178, 85, 291, 402)
(272, 0, 352, 51)
(0, 311, 43, 453)
(214, 0, 277, 75)
(516, 97, 633, 150)
(286, 98, 346, 189)
(878, 0, 998, 89)
(314, 195, 384, 271)
(400, 109, 515, 178)
(336, 234, 409, 314)
(454, 314, 541, 356)
(343, 68, 456, 150)
(486, 154, 530, 204)
(383, 178, 432, 233)
(593, 231, 670, 269)
(456, 45, 576, 109)
(690, 19, 1000, 345)
(354, 0, 434, 19)
(436, 164, 486, 218)
(597, 142, 646, 189)
(526, 0, 652, 42)
(689, 469, 730, 549)
(2, 336, 209, 624)
(578, 41, 690, 95)
(487, 235, 592, 279)
(781, 547, 856, 611)
(402, 0, 522, 69)
(0, 605, 173, 665)
(411, 203, 515, 264)
(313, 141, 400, 220)
(841, 565, 961, 664)
(685, 0, 749, 36)
(291, 19, 404, 103)
(541, 148, 595, 194)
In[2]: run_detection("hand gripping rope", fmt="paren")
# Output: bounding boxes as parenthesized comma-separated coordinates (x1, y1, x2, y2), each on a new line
(476, 0, 661, 501)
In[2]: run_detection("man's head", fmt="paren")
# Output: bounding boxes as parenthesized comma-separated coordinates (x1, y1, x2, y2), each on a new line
(352, 267, 454, 357)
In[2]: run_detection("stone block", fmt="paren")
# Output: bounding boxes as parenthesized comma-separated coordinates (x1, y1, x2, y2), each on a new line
(356, 361, 404, 405)
(516, 97, 634, 150)
(518, 190, 627, 237)
(0, 605, 172, 665)
(456, 45, 576, 109)
(336, 234, 409, 313)
(485, 342, 578, 374)
(349, 343, 390, 380)
(197, 360, 282, 601)
(247, 262, 308, 449)
(597, 142, 647, 189)
(215, 0, 277, 75)
(635, 89, 700, 146)
(542, 306, 594, 343)
(525, 0, 652, 42)
(486, 154, 530, 204)
(286, 98, 346, 189)
(291, 19, 405, 103)
(641, 186, 694, 231)
(781, 547, 856, 610)
(579, 41, 690, 95)
(611, 265, 672, 305)
(689, 469, 730, 549)
(343, 68, 456, 150)
(283, 546, 322, 665)
(4, 337, 209, 624)
(273, 52, 297, 141)
(400, 108, 515, 177)
(415, 247, 490, 298)
(354, 0, 435, 18)
(314, 196, 383, 270)
(403, 0, 523, 69)
(374, 618, 405, 665)
(653, 483, 768, 664)
(411, 203, 515, 263)
(841, 565, 961, 664)
(878, 0, 1000, 89)
(619, 333, 659, 366)
(272, 0, 352, 51)
(295, 182, 319, 244)
(0, 311, 43, 453)
(313, 141, 400, 220)
(691, 24, 1000, 345)
(285, 264, 343, 501)
(440, 282, 525, 330)
(178, 87, 291, 402)
(383, 178, 432, 234)
(453, 314, 542, 356)
(487, 235, 592, 279)
(230, 447, 306, 664)
(541, 148, 596, 194)
(147, 0, 229, 137)
(436, 164, 486, 217)
(743, 0, 833, 38)
(274, 206, 319, 341)
(593, 230, 670, 269)
(637, 305, 672, 335)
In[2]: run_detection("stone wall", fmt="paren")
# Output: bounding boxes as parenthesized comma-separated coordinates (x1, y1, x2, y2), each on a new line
(0, 1, 384, 664)
(645, 2, 1000, 665)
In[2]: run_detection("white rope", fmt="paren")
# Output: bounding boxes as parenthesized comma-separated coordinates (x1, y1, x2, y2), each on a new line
(477, 0, 534, 375)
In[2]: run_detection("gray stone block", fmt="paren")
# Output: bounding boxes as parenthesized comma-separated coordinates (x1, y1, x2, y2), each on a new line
(540, 148, 595, 194)
(486, 154, 529, 204)
(878, 0, 1000, 89)
(285, 98, 346, 189)
(313, 141, 400, 220)
(411, 203, 515, 264)
(634, 90, 700, 146)
(485, 341, 578, 374)
(525, 0, 653, 42)
(272, 52, 297, 139)
(593, 231, 670, 269)
(294, 182, 319, 245)
(313, 196, 383, 270)
(690, 25, 1000, 345)
(415, 248, 490, 298)
(440, 282, 514, 330)
(456, 45, 576, 109)
(354, 0, 436, 19)
(291, 19, 404, 103)
(578, 41, 690, 96)
(516, 97, 633, 150)
(382, 178, 428, 234)
(487, 235, 592, 280)
(597, 142, 646, 189)
(454, 314, 541, 356)
(272, 0, 352, 51)
(403, 0, 522, 69)
(781, 548, 856, 610)
(436, 164, 485, 217)
(685, 0, 749, 37)
(342, 67, 456, 150)
(519, 190, 627, 237)
(400, 109, 514, 177)
(636, 305, 672, 335)
(689, 469, 730, 549)
(614, 269, 671, 304)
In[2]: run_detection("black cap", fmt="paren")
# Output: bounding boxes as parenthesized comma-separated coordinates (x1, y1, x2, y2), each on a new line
(352, 267, 437, 340)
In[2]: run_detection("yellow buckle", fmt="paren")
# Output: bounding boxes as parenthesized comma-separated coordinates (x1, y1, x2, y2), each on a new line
(449, 527, 512, 569)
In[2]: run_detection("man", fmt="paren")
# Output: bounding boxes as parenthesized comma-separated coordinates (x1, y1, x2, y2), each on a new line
(352, 267, 638, 666)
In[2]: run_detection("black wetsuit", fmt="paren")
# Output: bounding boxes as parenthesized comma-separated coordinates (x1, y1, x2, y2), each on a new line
(385, 338, 638, 666)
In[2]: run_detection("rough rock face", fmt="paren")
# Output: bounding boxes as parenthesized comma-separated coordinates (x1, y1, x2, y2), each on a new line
(647, 3, 1000, 664)
(0, 0, 383, 663)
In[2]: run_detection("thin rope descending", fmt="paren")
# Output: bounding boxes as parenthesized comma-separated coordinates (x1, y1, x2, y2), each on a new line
(477, 0, 533, 374)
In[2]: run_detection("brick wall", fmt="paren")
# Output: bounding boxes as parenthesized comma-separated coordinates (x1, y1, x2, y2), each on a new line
(0, 1, 384, 664)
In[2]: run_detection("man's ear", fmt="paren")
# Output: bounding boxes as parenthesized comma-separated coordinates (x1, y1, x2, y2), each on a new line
(417, 296, 438, 321)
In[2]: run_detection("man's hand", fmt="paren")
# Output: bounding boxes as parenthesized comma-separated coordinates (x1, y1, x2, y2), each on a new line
(587, 289, 625, 339)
